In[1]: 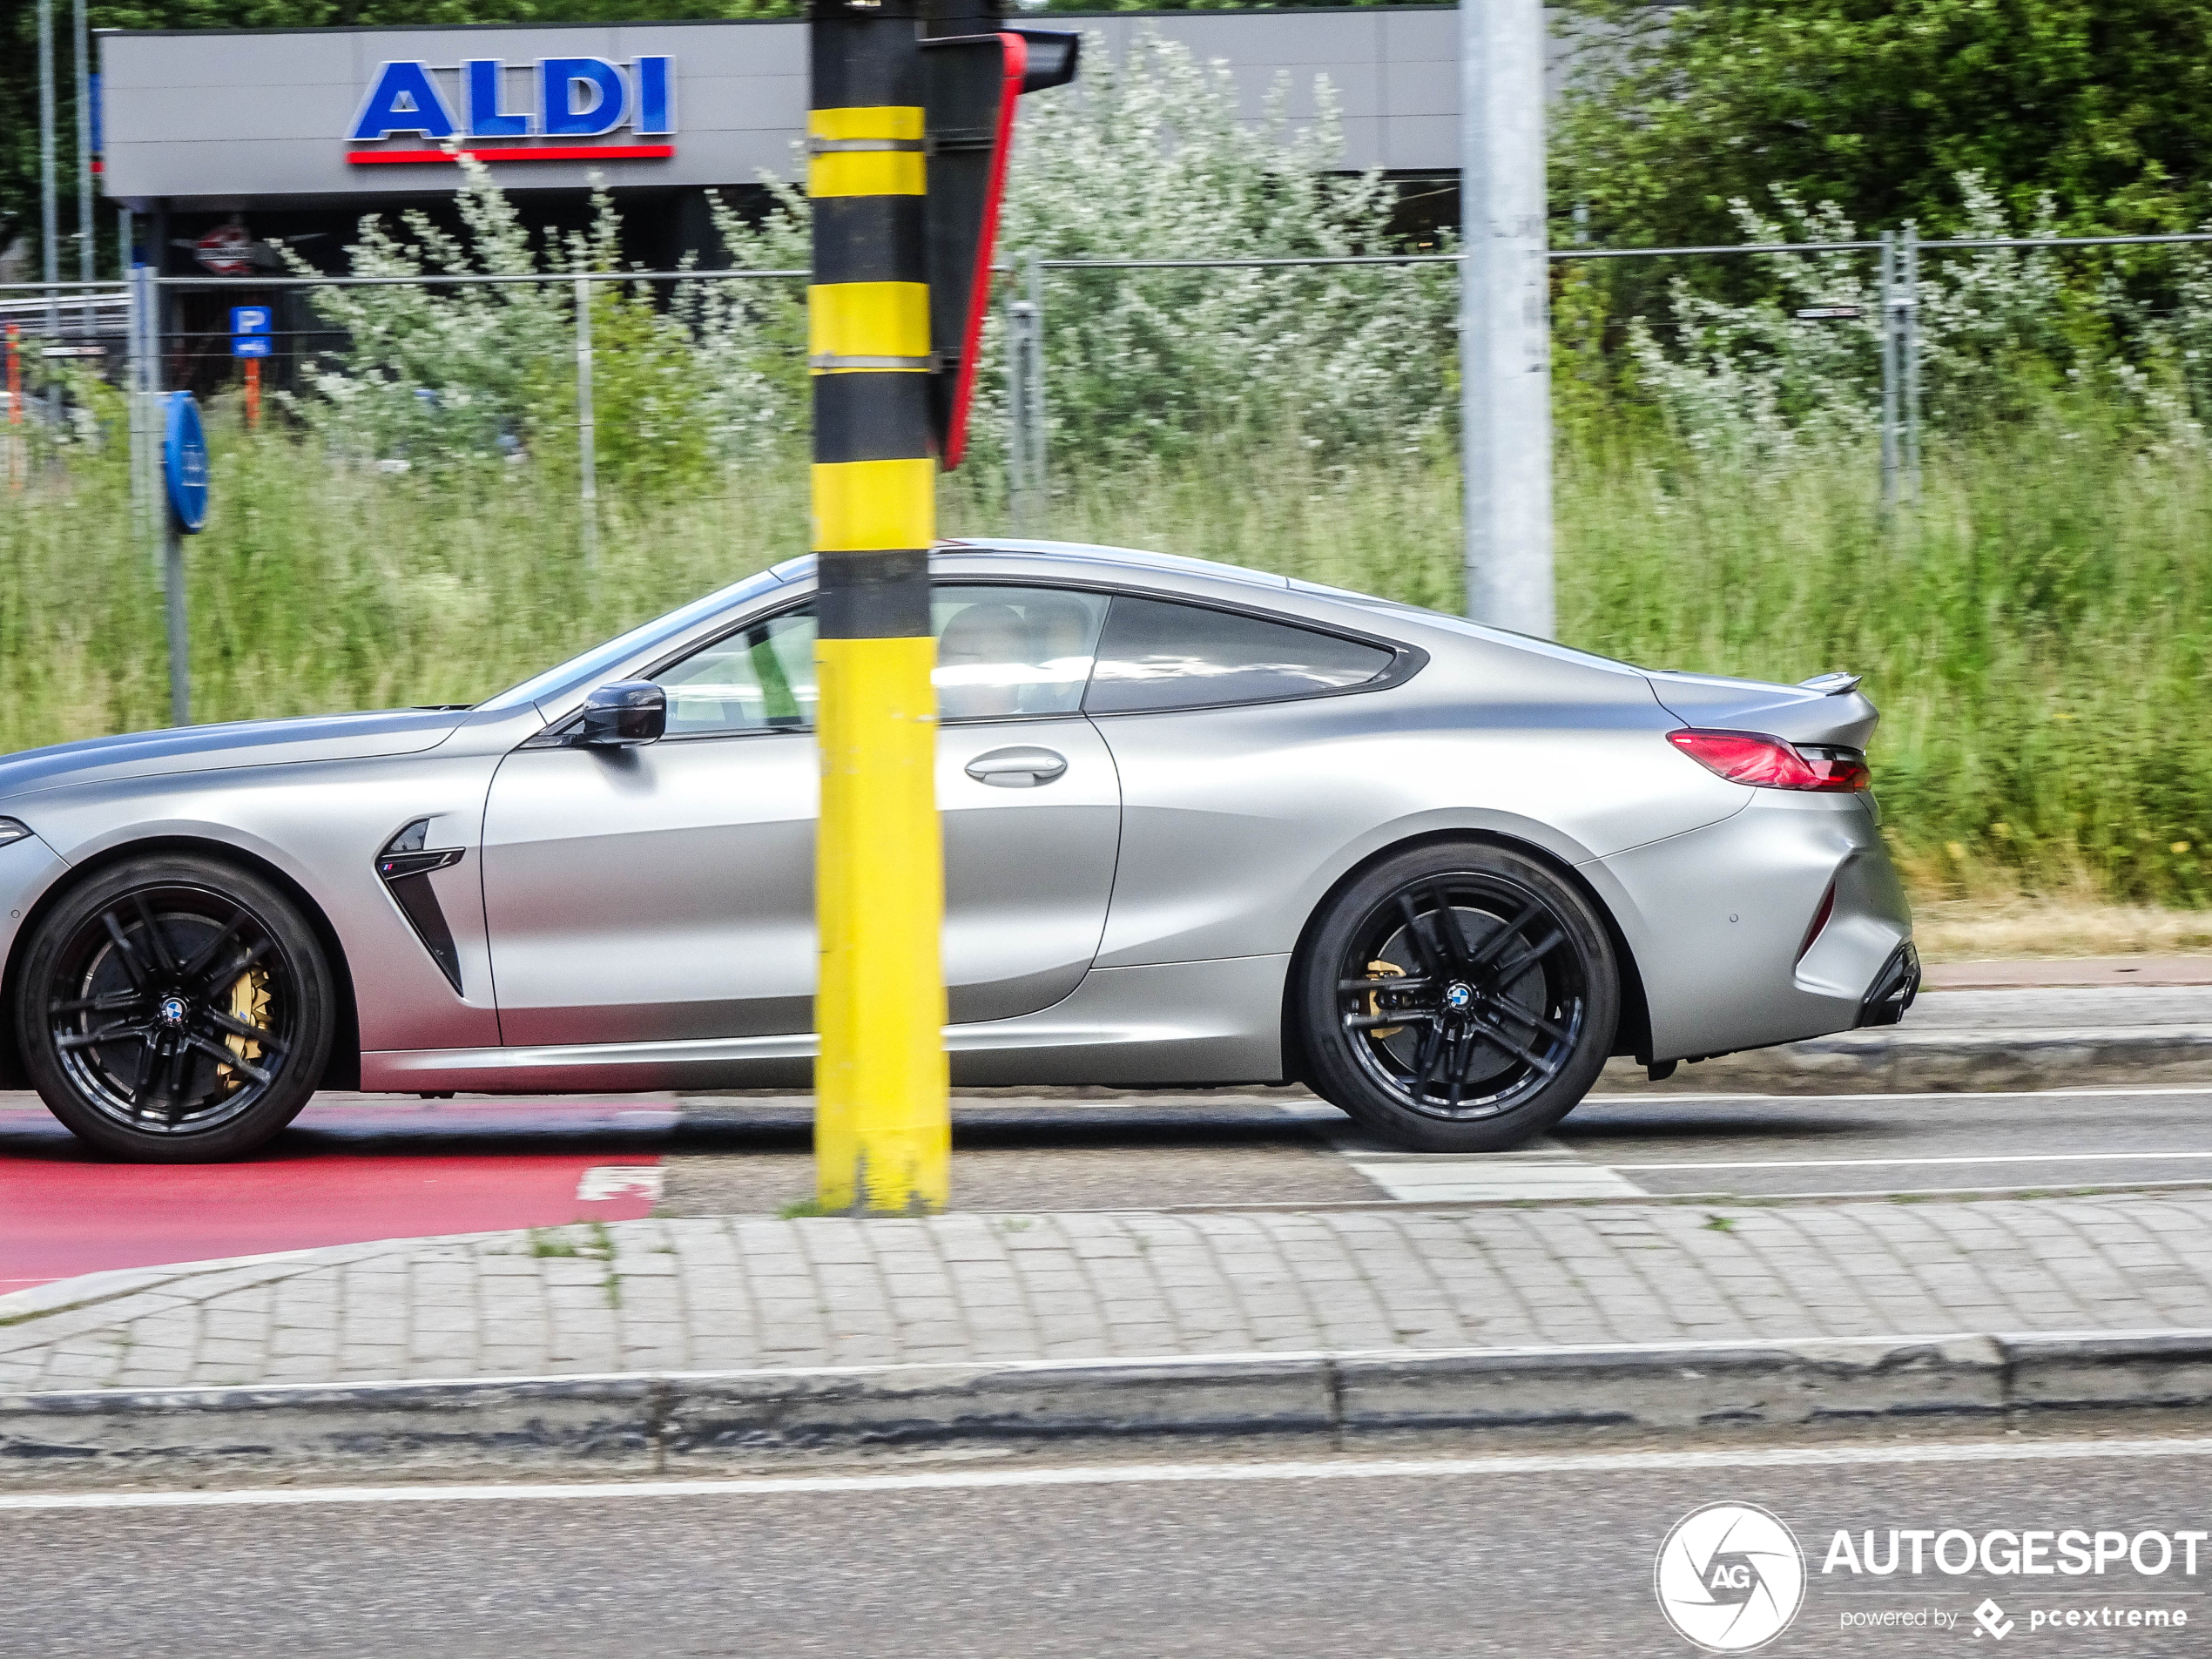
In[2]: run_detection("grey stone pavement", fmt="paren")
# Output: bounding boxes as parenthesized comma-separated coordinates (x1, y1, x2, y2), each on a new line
(8, 1190, 2212, 1395)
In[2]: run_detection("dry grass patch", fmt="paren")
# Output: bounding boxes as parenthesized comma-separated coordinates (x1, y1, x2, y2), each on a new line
(1914, 895, 2212, 961)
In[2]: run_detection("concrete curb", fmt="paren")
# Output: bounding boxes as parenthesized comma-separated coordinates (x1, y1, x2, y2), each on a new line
(8, 1329, 2212, 1484)
(1602, 1027, 2212, 1094)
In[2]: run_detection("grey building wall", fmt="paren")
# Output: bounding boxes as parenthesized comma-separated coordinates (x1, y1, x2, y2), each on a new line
(101, 9, 1501, 212)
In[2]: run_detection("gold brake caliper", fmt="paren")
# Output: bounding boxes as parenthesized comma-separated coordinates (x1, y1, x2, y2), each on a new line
(215, 966, 273, 1093)
(1365, 960, 1406, 1040)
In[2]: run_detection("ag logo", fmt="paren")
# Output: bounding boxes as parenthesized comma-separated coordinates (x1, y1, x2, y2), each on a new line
(1654, 1502, 1806, 1652)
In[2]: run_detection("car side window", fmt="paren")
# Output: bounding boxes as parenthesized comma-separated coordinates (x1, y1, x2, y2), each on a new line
(652, 608, 818, 737)
(933, 585, 1109, 721)
(1082, 595, 1396, 714)
(649, 587, 1111, 734)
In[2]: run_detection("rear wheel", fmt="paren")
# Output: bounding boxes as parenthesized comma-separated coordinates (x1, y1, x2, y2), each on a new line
(1298, 842, 1618, 1152)
(13, 854, 335, 1163)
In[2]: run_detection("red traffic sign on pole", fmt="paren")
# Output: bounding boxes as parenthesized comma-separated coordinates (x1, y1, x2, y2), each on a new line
(921, 26, 1077, 469)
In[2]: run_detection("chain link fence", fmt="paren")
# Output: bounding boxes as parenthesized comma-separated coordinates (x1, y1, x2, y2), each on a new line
(14, 229, 2212, 897)
(9, 223, 2212, 550)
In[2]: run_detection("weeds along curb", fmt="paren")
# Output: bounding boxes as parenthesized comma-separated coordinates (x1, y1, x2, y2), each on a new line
(7, 1331, 2212, 1485)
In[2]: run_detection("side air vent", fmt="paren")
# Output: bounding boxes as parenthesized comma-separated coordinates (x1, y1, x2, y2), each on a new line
(376, 818, 466, 993)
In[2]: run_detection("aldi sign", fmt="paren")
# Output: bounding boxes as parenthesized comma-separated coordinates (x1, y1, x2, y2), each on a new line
(348, 57, 675, 165)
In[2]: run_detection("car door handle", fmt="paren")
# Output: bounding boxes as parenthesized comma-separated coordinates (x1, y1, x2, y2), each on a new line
(964, 746, 1069, 788)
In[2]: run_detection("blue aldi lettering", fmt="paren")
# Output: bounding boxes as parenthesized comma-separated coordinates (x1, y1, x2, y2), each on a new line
(464, 60, 531, 138)
(351, 61, 459, 142)
(635, 57, 673, 137)
(352, 57, 677, 145)
(542, 58, 626, 138)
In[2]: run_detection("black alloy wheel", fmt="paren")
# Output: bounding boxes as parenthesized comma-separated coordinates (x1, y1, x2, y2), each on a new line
(1299, 842, 1619, 1152)
(13, 855, 335, 1163)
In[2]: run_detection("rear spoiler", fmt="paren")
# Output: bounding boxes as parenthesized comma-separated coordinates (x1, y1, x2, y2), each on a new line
(1797, 671, 1863, 696)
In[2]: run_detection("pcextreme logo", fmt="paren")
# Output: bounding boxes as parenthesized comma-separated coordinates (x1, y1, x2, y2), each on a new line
(1656, 1502, 1808, 1653)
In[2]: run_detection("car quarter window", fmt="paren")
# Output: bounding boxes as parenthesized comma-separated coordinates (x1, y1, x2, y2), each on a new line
(652, 608, 818, 737)
(932, 586, 1109, 720)
(1082, 594, 1396, 714)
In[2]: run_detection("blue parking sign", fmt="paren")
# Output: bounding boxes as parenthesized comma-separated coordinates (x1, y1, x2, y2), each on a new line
(231, 305, 272, 359)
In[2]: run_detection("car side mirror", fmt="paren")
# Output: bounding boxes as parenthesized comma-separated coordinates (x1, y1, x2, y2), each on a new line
(577, 680, 666, 747)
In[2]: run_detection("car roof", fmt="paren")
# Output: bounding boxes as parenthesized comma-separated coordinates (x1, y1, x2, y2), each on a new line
(938, 538, 1295, 590)
(771, 540, 1298, 595)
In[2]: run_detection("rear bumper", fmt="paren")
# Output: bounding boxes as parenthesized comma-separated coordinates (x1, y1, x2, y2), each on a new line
(1586, 792, 1913, 1062)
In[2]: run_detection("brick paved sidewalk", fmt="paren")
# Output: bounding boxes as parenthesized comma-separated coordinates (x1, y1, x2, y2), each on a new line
(6, 1191, 2212, 1396)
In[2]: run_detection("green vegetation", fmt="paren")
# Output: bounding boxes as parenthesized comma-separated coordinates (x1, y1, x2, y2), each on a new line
(8, 30, 2212, 914)
(1554, 0, 2212, 248)
(9, 399, 2212, 907)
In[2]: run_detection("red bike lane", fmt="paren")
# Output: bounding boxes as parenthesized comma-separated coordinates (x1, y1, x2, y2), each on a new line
(0, 1096, 679, 1296)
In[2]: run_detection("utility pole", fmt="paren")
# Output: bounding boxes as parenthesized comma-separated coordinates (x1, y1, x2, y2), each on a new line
(1005, 249, 1046, 534)
(808, 0, 949, 1215)
(74, 0, 94, 293)
(1459, 0, 1553, 637)
(39, 0, 60, 343)
(1878, 230, 1898, 516)
(807, 0, 1074, 1216)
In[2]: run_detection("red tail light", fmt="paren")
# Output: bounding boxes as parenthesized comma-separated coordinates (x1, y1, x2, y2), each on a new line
(1667, 729, 1871, 792)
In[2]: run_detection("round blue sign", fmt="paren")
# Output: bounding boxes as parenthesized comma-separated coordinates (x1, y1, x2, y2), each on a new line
(163, 392, 209, 535)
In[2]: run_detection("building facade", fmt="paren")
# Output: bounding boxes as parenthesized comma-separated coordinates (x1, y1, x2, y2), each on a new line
(97, 9, 1499, 392)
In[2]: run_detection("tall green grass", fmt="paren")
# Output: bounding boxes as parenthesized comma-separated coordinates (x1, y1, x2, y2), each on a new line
(4, 415, 2209, 905)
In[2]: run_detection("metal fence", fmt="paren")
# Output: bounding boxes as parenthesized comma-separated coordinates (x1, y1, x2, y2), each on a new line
(10, 221, 2212, 542)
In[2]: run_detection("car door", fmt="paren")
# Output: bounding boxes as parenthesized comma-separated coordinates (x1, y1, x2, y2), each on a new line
(479, 586, 1121, 1049)
(1077, 591, 1406, 968)
(933, 582, 1121, 1022)
(480, 606, 821, 1047)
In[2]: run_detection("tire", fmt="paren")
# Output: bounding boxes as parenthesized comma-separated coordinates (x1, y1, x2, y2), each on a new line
(1298, 841, 1619, 1153)
(12, 853, 336, 1163)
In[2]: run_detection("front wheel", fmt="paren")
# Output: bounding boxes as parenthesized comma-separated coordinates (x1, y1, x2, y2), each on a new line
(13, 854, 336, 1163)
(1298, 842, 1619, 1152)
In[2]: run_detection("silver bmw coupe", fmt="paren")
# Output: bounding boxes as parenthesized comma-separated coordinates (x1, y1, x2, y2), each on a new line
(0, 541, 1917, 1163)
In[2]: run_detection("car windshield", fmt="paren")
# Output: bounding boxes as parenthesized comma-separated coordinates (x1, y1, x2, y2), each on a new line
(475, 568, 789, 712)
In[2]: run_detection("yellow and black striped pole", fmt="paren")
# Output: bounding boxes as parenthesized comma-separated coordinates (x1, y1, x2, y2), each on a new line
(809, 0, 949, 1215)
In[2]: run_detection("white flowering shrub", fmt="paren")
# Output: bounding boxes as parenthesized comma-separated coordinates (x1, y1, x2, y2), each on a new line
(983, 33, 1457, 468)
(287, 156, 573, 468)
(289, 34, 1454, 483)
(1623, 195, 1882, 463)
(1619, 175, 2212, 462)
(292, 157, 805, 482)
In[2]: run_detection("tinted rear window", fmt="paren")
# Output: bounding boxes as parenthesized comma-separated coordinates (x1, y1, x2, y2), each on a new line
(1083, 596, 1395, 714)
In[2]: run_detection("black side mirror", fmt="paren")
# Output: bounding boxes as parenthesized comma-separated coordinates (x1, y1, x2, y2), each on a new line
(578, 680, 666, 747)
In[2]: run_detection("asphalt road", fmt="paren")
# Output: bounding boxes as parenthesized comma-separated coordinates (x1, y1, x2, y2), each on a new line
(1560, 1084, 2212, 1198)
(658, 1083, 2212, 1212)
(11, 1081, 2212, 1285)
(9, 1426, 2212, 1656)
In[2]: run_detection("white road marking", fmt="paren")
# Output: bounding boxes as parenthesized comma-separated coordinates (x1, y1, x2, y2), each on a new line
(1332, 1134, 1649, 1202)
(1612, 1150, 2212, 1172)
(8, 1437, 2212, 1513)
(576, 1165, 664, 1203)
(1352, 1161, 1647, 1201)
